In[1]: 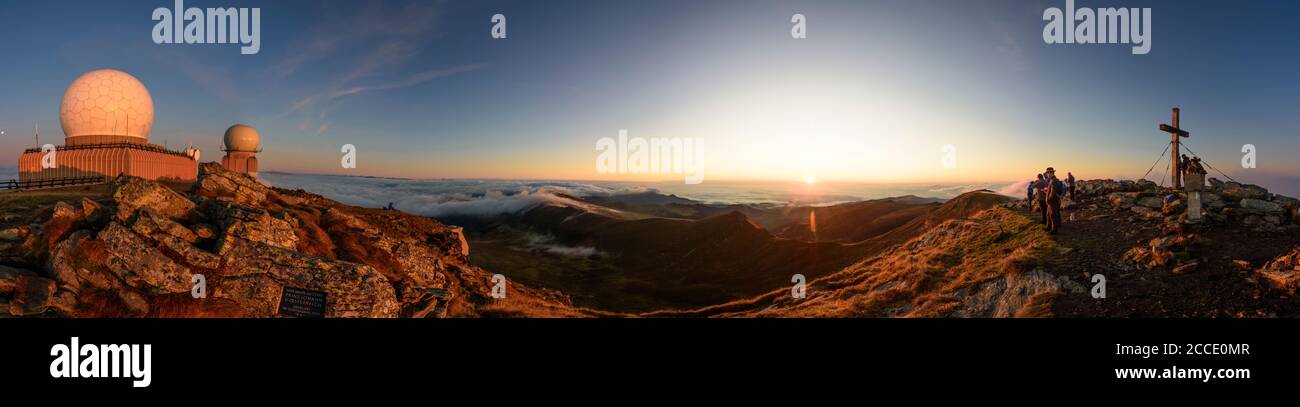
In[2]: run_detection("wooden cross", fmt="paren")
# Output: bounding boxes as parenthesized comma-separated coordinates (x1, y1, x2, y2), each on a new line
(1159, 107, 1190, 188)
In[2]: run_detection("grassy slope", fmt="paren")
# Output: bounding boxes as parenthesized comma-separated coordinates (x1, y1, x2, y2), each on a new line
(646, 195, 1048, 317)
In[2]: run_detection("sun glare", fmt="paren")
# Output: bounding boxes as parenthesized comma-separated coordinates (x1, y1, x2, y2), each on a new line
(803, 175, 817, 185)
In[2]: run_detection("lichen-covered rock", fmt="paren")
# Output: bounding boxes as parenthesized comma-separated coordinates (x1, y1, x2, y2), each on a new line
(1212, 180, 1270, 202)
(129, 208, 198, 244)
(196, 162, 271, 206)
(98, 222, 195, 294)
(216, 205, 298, 252)
(111, 176, 195, 221)
(1240, 198, 1284, 214)
(216, 236, 399, 317)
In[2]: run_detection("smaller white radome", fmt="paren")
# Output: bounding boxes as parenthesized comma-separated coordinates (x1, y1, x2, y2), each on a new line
(223, 124, 261, 152)
(60, 69, 155, 140)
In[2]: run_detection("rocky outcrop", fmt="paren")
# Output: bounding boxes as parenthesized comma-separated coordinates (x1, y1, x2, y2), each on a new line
(196, 162, 271, 206)
(956, 270, 1085, 318)
(1256, 247, 1300, 292)
(111, 175, 195, 221)
(216, 235, 399, 317)
(210, 203, 299, 252)
(1, 163, 585, 318)
(1122, 234, 1197, 270)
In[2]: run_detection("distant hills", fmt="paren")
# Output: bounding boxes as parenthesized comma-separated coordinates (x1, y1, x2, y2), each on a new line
(456, 189, 1007, 312)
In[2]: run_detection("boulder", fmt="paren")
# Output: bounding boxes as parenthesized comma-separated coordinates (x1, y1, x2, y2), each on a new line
(1108, 192, 1137, 209)
(79, 198, 106, 222)
(1273, 195, 1300, 224)
(217, 206, 299, 252)
(215, 236, 399, 317)
(1216, 181, 1269, 202)
(196, 162, 271, 207)
(25, 202, 87, 257)
(1257, 247, 1300, 292)
(1123, 235, 1194, 269)
(129, 208, 199, 244)
(8, 274, 57, 316)
(449, 226, 470, 257)
(319, 209, 450, 308)
(0, 265, 37, 296)
(47, 231, 152, 316)
(111, 176, 195, 221)
(98, 222, 195, 294)
(1240, 198, 1284, 214)
(955, 270, 1085, 317)
(1162, 199, 1185, 215)
(1202, 192, 1224, 209)
(1135, 196, 1164, 209)
(1079, 180, 1122, 197)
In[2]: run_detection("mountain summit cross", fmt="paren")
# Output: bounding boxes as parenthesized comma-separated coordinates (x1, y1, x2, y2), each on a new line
(1159, 107, 1191, 188)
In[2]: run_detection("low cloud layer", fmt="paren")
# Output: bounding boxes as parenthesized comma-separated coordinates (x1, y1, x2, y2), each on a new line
(261, 173, 655, 218)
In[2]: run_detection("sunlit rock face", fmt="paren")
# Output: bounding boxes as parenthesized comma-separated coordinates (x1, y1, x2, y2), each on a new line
(60, 69, 155, 144)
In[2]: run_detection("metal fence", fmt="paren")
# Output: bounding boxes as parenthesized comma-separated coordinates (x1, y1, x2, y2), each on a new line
(0, 176, 108, 191)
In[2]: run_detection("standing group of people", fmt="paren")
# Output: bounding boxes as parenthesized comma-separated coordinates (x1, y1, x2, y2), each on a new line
(1181, 154, 1207, 176)
(1025, 167, 1074, 235)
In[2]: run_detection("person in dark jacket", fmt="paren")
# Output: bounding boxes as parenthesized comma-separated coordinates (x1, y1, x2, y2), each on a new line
(1066, 172, 1076, 201)
(1044, 167, 1064, 234)
(1027, 174, 1041, 203)
(1033, 174, 1048, 224)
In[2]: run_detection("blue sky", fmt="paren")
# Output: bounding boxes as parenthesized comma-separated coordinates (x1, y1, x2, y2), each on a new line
(0, 0, 1297, 192)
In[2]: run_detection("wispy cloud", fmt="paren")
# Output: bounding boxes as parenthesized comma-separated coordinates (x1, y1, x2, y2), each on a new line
(273, 1, 482, 136)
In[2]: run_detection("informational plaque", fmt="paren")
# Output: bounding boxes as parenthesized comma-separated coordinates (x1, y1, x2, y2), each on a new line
(277, 286, 327, 318)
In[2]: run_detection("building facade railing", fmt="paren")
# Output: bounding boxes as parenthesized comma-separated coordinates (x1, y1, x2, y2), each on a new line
(23, 141, 193, 158)
(1, 175, 108, 191)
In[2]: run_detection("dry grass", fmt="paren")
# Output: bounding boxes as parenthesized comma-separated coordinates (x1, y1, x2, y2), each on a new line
(656, 205, 1059, 318)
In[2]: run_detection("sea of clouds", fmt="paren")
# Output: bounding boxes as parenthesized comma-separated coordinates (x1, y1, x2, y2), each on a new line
(260, 172, 1020, 219)
(259, 172, 664, 219)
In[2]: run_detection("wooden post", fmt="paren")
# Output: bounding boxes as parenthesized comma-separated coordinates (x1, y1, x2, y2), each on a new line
(1170, 108, 1181, 188)
(1159, 108, 1190, 188)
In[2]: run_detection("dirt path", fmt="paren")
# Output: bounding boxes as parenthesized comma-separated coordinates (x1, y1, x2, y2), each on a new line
(1009, 199, 1300, 317)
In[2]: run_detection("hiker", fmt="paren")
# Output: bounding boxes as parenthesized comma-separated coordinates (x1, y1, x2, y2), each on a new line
(1026, 174, 1040, 203)
(1034, 174, 1048, 224)
(1065, 172, 1076, 201)
(1044, 167, 1064, 234)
